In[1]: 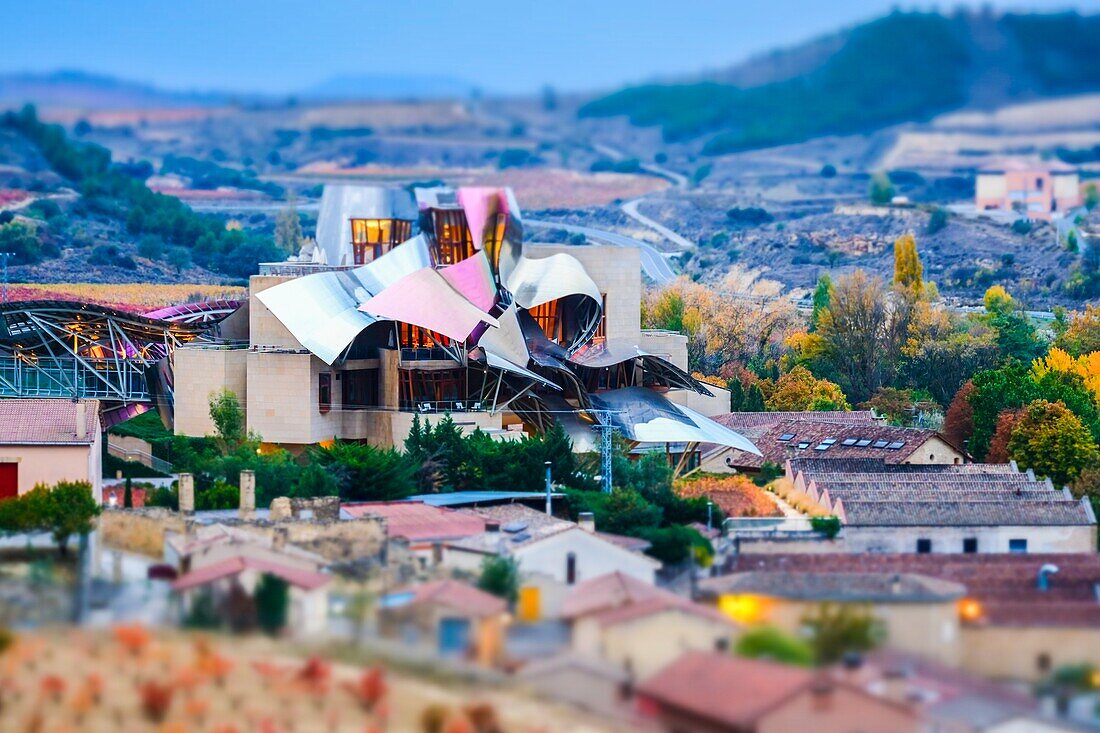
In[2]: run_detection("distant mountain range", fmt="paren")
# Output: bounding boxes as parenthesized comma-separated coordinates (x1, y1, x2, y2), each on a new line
(0, 70, 481, 110)
(581, 10, 1100, 154)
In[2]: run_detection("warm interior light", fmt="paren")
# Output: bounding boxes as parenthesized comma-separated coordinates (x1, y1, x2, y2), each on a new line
(958, 598, 983, 622)
(718, 594, 771, 625)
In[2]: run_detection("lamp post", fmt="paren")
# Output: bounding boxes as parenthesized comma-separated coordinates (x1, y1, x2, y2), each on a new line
(544, 461, 553, 515)
(707, 500, 713, 531)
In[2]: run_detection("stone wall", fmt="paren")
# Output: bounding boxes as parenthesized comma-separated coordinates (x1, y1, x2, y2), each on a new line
(99, 508, 187, 558)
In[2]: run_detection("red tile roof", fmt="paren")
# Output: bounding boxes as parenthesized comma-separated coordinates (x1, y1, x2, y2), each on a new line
(637, 651, 813, 727)
(392, 579, 506, 617)
(725, 554, 1100, 627)
(342, 501, 486, 543)
(561, 571, 679, 619)
(713, 411, 880, 429)
(589, 595, 734, 629)
(721, 418, 959, 469)
(170, 556, 330, 592)
(0, 399, 99, 444)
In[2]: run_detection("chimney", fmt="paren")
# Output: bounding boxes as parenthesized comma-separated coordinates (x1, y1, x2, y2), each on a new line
(578, 512, 596, 533)
(272, 527, 288, 550)
(178, 473, 195, 515)
(74, 401, 87, 440)
(239, 470, 256, 520)
(891, 574, 902, 595)
(485, 521, 501, 533)
(1037, 563, 1059, 591)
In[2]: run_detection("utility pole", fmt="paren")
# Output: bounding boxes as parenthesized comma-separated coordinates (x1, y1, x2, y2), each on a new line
(584, 409, 621, 494)
(544, 461, 553, 515)
(0, 252, 13, 303)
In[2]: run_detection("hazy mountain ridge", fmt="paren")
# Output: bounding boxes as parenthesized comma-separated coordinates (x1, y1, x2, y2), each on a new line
(580, 10, 1100, 153)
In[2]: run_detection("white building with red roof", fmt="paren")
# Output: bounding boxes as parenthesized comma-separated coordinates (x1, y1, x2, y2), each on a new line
(0, 398, 102, 502)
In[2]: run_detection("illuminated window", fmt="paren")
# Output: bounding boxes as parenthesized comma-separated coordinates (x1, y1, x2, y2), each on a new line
(431, 209, 474, 265)
(529, 299, 562, 342)
(349, 218, 412, 265)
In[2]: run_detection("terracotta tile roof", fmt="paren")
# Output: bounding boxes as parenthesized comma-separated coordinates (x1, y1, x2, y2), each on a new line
(719, 418, 959, 470)
(637, 652, 814, 727)
(170, 555, 330, 592)
(791, 460, 1093, 527)
(561, 571, 677, 619)
(589, 595, 735, 629)
(700, 571, 966, 603)
(390, 579, 506, 617)
(725, 554, 1100, 628)
(0, 399, 99, 444)
(341, 501, 486, 543)
(713, 410, 880, 429)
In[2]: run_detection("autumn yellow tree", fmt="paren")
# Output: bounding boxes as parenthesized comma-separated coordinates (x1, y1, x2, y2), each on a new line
(893, 233, 923, 293)
(1007, 400, 1099, 487)
(760, 366, 851, 412)
(1032, 348, 1100, 403)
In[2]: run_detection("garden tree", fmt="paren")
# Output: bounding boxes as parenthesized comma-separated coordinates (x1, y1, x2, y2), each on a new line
(735, 626, 815, 667)
(254, 574, 290, 636)
(743, 383, 766, 412)
(727, 377, 745, 412)
(892, 233, 924, 293)
(274, 195, 303, 255)
(942, 381, 975, 450)
(1033, 347, 1100, 402)
(308, 441, 416, 501)
(802, 603, 884, 665)
(123, 477, 133, 509)
(642, 273, 801, 375)
(1007, 400, 1099, 487)
(0, 482, 101, 557)
(476, 555, 519, 604)
(926, 207, 948, 235)
(860, 387, 914, 424)
(638, 525, 712, 566)
(985, 409, 1024, 463)
(1071, 467, 1100, 518)
(901, 319, 998, 407)
(1055, 305, 1100, 357)
(209, 389, 245, 456)
(809, 274, 833, 332)
(982, 285, 1045, 364)
(759, 365, 850, 412)
(869, 172, 895, 205)
(814, 271, 906, 403)
(1085, 182, 1099, 211)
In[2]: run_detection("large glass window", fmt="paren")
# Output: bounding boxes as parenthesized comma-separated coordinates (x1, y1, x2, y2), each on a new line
(350, 218, 412, 265)
(430, 209, 474, 265)
(341, 368, 378, 410)
(398, 368, 467, 411)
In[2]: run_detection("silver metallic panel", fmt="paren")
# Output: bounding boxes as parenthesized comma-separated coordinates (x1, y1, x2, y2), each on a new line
(505, 253, 603, 310)
(315, 185, 416, 267)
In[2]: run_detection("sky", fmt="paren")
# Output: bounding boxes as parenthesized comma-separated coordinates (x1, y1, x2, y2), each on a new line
(2, 0, 1099, 95)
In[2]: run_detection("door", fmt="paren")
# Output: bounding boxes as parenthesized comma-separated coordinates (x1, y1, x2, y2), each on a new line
(0, 462, 17, 500)
(438, 617, 471, 657)
(518, 586, 541, 622)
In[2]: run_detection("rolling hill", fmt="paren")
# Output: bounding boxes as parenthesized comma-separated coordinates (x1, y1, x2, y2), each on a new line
(579, 11, 1100, 154)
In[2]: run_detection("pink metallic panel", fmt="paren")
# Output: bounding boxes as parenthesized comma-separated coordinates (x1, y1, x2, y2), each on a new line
(358, 267, 498, 342)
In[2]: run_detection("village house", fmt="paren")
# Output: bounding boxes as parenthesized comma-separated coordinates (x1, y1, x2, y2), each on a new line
(976, 159, 1082, 221)
(565, 575, 739, 680)
(699, 569, 966, 666)
(636, 651, 922, 733)
(704, 415, 965, 474)
(442, 504, 660, 620)
(0, 398, 102, 502)
(717, 553, 1100, 683)
(778, 457, 1097, 554)
(341, 500, 487, 568)
(377, 579, 508, 666)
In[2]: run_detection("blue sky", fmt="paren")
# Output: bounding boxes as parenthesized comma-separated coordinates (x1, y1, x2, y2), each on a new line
(2, 0, 1098, 94)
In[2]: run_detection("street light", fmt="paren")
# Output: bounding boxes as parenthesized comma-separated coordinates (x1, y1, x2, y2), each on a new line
(707, 500, 713, 531)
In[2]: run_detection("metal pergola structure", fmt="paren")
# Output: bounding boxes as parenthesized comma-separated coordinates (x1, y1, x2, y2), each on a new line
(0, 300, 230, 410)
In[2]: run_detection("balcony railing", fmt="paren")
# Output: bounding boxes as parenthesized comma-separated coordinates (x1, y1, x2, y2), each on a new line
(398, 400, 488, 413)
(258, 262, 357, 277)
(0, 355, 153, 401)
